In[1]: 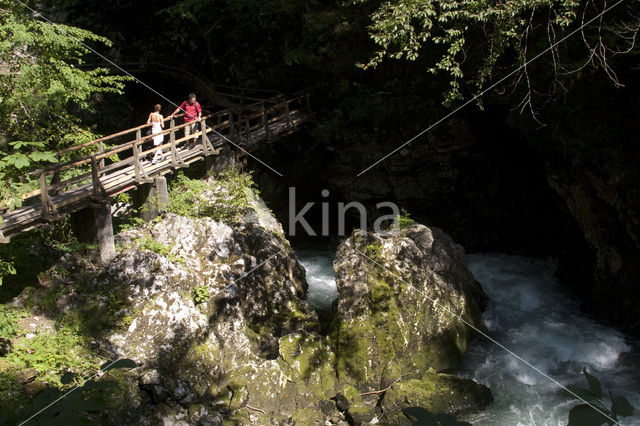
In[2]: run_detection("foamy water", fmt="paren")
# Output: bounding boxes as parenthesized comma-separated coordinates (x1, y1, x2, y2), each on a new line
(460, 253, 639, 425)
(297, 248, 640, 425)
(297, 248, 339, 310)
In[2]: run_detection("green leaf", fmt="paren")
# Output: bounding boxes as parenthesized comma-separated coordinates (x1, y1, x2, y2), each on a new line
(611, 395, 634, 417)
(568, 404, 611, 426)
(583, 368, 604, 398)
(8, 197, 23, 210)
(100, 358, 137, 371)
(29, 151, 58, 163)
(6, 154, 30, 170)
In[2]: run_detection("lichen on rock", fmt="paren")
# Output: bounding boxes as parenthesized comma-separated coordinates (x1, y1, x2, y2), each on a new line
(328, 224, 491, 421)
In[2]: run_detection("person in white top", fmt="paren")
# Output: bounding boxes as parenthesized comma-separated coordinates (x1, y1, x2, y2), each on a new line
(147, 104, 165, 164)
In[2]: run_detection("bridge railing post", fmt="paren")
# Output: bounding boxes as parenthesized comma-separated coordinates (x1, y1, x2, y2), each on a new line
(263, 102, 271, 140)
(230, 110, 236, 140)
(201, 117, 211, 154)
(39, 171, 58, 220)
(285, 101, 292, 128)
(133, 130, 142, 182)
(98, 141, 105, 173)
(169, 118, 180, 167)
(91, 155, 107, 199)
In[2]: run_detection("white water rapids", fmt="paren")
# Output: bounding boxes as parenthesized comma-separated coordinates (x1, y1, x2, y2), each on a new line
(296, 249, 640, 425)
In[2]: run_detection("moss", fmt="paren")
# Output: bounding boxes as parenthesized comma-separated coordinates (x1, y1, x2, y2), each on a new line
(380, 370, 492, 424)
(332, 274, 413, 385)
(364, 242, 383, 262)
(340, 385, 362, 405)
(228, 382, 249, 410)
(370, 278, 392, 312)
(167, 169, 256, 223)
(290, 407, 323, 425)
(278, 333, 337, 400)
(222, 408, 251, 425)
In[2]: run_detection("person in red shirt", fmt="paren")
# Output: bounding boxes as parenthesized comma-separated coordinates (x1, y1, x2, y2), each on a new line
(170, 93, 202, 149)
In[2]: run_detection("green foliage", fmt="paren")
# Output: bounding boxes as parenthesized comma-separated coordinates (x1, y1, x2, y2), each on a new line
(135, 234, 184, 264)
(353, 0, 581, 104)
(5, 359, 137, 425)
(396, 212, 415, 230)
(0, 1, 130, 203)
(0, 256, 16, 287)
(566, 368, 635, 426)
(0, 305, 23, 337)
(4, 326, 99, 387)
(0, 217, 93, 296)
(192, 285, 210, 305)
(364, 242, 383, 261)
(167, 168, 256, 223)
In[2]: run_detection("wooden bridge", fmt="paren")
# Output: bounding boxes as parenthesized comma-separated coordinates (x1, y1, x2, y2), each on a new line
(0, 92, 309, 246)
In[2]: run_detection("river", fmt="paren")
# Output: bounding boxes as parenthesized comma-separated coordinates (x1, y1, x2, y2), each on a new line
(296, 249, 640, 425)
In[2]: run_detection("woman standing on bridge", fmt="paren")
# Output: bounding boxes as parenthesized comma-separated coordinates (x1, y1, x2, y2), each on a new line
(147, 104, 165, 164)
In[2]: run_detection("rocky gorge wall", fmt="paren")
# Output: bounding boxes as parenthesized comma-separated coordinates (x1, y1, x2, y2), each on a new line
(2, 175, 493, 425)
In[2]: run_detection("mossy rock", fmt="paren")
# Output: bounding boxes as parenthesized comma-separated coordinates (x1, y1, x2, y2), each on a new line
(290, 407, 325, 425)
(380, 369, 492, 424)
(333, 385, 377, 425)
(278, 332, 338, 400)
(330, 227, 487, 388)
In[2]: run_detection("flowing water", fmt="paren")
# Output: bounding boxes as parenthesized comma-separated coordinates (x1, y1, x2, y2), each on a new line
(296, 249, 640, 425)
(297, 247, 338, 310)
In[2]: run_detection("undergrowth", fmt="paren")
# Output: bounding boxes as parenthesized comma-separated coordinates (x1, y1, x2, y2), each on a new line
(167, 168, 256, 223)
(135, 234, 184, 265)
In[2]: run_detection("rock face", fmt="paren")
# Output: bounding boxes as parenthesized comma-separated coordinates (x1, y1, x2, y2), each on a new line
(330, 225, 486, 388)
(546, 164, 640, 335)
(105, 212, 313, 365)
(25, 185, 491, 424)
(328, 225, 491, 423)
(95, 205, 335, 423)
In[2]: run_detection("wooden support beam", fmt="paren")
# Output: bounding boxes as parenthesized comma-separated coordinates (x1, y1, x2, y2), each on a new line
(96, 202, 115, 264)
(134, 176, 169, 222)
(70, 202, 115, 264)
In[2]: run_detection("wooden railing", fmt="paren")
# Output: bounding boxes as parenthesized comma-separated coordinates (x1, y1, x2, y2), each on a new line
(0, 93, 309, 240)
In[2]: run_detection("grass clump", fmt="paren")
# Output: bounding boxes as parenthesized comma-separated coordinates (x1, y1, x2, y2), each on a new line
(192, 285, 210, 305)
(167, 168, 255, 223)
(0, 305, 24, 338)
(396, 212, 414, 230)
(134, 234, 184, 265)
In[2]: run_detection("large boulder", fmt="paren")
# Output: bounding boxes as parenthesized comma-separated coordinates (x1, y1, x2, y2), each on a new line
(102, 212, 315, 365)
(330, 224, 486, 387)
(328, 224, 491, 421)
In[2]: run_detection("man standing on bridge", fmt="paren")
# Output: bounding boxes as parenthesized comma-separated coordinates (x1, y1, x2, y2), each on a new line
(170, 93, 202, 149)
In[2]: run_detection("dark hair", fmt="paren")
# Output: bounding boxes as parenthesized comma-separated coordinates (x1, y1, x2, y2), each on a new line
(188, 93, 196, 100)
(154, 104, 161, 112)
